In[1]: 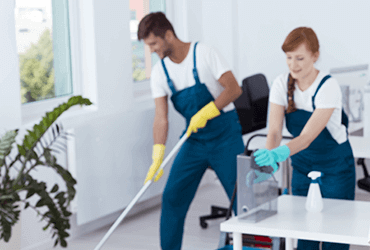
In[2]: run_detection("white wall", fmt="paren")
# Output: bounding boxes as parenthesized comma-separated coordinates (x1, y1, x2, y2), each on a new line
(189, 0, 370, 86)
(202, 1, 233, 63)
(0, 1, 22, 131)
(236, 0, 370, 86)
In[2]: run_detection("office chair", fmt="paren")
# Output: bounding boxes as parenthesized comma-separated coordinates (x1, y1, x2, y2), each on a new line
(199, 73, 270, 229)
(357, 158, 370, 192)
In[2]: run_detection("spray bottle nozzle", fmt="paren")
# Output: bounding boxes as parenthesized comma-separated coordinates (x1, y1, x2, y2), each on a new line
(308, 171, 322, 180)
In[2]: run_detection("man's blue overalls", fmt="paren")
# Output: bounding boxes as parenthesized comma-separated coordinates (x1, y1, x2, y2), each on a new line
(285, 75, 356, 250)
(159, 42, 244, 250)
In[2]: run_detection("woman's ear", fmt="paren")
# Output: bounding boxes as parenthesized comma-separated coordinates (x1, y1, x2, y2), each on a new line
(313, 51, 320, 63)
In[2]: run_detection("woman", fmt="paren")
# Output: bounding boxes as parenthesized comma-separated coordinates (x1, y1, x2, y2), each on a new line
(253, 27, 356, 250)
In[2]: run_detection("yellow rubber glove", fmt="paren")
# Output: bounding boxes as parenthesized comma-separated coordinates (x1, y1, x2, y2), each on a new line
(144, 144, 166, 184)
(186, 101, 221, 137)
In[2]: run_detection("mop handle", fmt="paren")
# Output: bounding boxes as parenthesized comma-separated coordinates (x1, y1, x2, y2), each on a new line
(157, 134, 188, 173)
(94, 134, 188, 250)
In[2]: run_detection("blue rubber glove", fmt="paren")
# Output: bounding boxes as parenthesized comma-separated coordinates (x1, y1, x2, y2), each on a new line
(246, 162, 279, 186)
(254, 145, 290, 168)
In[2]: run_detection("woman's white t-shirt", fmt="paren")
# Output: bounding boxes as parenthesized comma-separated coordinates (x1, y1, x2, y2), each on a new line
(269, 71, 347, 144)
(150, 42, 235, 112)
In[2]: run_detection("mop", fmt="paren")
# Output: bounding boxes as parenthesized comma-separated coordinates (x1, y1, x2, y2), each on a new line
(94, 134, 188, 250)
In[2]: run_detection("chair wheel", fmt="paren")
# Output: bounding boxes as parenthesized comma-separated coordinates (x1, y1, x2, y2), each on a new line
(200, 220, 208, 229)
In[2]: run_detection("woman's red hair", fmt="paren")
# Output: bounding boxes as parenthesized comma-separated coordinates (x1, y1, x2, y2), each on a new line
(282, 27, 320, 113)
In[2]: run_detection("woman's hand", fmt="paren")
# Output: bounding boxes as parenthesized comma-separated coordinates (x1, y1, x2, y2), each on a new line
(254, 145, 290, 167)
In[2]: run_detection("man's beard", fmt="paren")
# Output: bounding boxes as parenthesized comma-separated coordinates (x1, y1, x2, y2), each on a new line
(161, 46, 172, 59)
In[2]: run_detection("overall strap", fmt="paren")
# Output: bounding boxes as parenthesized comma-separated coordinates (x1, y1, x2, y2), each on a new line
(192, 42, 201, 85)
(161, 60, 176, 94)
(312, 75, 331, 110)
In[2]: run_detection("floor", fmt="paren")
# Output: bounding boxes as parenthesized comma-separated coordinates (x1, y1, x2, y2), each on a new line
(44, 182, 370, 250)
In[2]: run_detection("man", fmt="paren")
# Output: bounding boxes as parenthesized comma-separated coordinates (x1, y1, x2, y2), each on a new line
(138, 12, 244, 250)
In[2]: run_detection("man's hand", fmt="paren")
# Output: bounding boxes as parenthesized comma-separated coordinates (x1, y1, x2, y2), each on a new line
(144, 144, 166, 184)
(186, 101, 220, 136)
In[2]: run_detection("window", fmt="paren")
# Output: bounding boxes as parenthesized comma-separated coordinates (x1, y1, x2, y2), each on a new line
(14, 0, 73, 105)
(130, 0, 166, 83)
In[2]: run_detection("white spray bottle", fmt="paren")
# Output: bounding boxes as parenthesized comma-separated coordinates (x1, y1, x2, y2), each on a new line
(305, 171, 323, 212)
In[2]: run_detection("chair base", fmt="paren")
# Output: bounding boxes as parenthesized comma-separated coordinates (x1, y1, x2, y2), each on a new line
(199, 205, 228, 229)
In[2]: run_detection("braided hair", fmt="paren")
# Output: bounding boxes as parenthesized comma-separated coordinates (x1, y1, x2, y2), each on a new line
(286, 74, 297, 113)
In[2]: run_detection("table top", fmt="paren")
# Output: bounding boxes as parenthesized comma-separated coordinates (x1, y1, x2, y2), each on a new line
(220, 195, 370, 246)
(242, 127, 370, 159)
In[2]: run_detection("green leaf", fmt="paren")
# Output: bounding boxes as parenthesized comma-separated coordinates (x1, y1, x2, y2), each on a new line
(34, 124, 42, 138)
(26, 189, 36, 199)
(57, 196, 66, 206)
(60, 238, 67, 247)
(36, 198, 45, 207)
(42, 118, 49, 130)
(43, 223, 51, 231)
(61, 103, 68, 111)
(29, 149, 39, 160)
(47, 112, 55, 122)
(0, 194, 14, 200)
(0, 130, 18, 166)
(26, 135, 34, 148)
(54, 107, 61, 115)
(50, 184, 58, 193)
(28, 130, 38, 141)
(17, 145, 26, 156)
(3, 231, 11, 242)
(62, 210, 72, 217)
(55, 192, 65, 200)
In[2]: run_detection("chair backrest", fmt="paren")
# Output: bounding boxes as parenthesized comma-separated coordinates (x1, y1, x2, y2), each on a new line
(234, 73, 269, 135)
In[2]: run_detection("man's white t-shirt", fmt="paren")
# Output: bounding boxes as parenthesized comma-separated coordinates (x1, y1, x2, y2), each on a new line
(150, 42, 235, 112)
(269, 71, 347, 144)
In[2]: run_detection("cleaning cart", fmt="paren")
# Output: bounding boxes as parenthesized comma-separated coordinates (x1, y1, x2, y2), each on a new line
(217, 134, 292, 250)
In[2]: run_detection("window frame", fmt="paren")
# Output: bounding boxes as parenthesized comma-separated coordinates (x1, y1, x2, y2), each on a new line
(20, 0, 84, 125)
(132, 0, 173, 101)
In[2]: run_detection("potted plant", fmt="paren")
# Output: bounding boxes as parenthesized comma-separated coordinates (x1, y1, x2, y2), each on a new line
(0, 95, 92, 247)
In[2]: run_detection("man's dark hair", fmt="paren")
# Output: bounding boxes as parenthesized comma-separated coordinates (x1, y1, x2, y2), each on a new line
(138, 12, 177, 41)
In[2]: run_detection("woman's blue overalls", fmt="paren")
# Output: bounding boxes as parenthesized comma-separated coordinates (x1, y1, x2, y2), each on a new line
(159, 42, 244, 250)
(285, 75, 356, 250)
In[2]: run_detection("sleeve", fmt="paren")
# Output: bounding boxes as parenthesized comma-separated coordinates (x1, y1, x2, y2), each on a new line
(314, 78, 342, 109)
(269, 75, 288, 108)
(205, 45, 232, 80)
(150, 63, 167, 99)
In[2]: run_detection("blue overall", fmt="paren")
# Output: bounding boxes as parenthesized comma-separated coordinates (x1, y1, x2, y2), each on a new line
(159, 42, 244, 250)
(286, 75, 356, 250)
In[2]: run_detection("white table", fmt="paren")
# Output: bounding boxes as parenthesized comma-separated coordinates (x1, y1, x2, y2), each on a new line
(220, 195, 370, 250)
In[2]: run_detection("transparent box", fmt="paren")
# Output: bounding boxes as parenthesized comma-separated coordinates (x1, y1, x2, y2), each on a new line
(237, 153, 278, 223)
